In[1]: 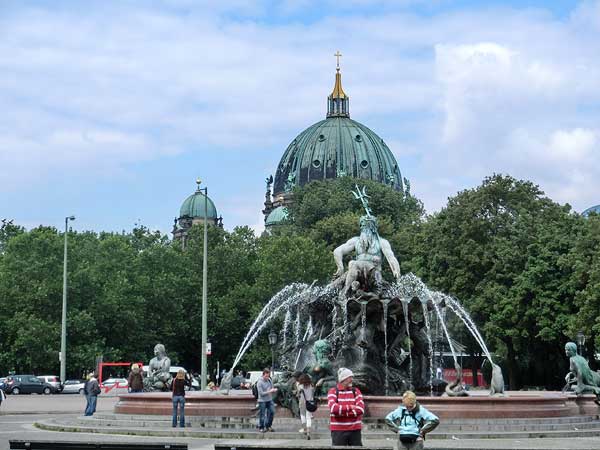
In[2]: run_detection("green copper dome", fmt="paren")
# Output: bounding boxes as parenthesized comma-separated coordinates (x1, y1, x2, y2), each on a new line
(273, 117, 403, 195)
(265, 206, 289, 227)
(272, 67, 403, 195)
(180, 189, 218, 220)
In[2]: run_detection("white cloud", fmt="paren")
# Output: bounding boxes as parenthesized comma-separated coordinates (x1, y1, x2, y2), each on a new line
(2, 1, 600, 230)
(548, 128, 596, 163)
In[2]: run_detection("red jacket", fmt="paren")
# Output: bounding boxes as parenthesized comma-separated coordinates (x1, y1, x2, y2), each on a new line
(327, 383, 365, 431)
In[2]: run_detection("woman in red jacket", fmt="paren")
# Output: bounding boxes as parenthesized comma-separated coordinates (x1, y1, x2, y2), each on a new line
(327, 368, 365, 446)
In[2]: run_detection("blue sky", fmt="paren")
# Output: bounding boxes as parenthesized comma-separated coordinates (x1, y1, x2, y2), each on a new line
(1, 0, 599, 234)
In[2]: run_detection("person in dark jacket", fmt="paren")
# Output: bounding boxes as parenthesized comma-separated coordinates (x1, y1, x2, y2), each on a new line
(84, 372, 101, 416)
(172, 369, 191, 427)
(128, 363, 144, 393)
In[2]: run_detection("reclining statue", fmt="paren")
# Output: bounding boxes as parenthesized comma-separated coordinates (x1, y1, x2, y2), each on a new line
(565, 342, 600, 404)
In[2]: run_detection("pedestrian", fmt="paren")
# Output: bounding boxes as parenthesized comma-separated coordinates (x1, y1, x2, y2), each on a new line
(128, 363, 144, 393)
(385, 390, 439, 450)
(0, 385, 6, 407)
(257, 368, 278, 433)
(296, 373, 316, 440)
(83, 373, 91, 415)
(172, 369, 190, 427)
(327, 367, 364, 446)
(84, 372, 101, 416)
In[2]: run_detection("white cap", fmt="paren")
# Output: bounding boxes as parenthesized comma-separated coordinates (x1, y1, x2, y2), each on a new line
(338, 367, 353, 383)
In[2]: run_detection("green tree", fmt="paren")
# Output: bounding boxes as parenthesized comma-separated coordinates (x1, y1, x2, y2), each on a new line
(416, 174, 580, 389)
(287, 177, 423, 240)
(569, 213, 600, 365)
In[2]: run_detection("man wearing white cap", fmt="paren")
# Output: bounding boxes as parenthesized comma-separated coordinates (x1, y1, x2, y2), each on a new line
(327, 367, 365, 446)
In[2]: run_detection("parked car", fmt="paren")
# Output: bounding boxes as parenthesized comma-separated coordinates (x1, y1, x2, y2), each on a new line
(4, 375, 58, 395)
(61, 379, 86, 394)
(37, 375, 63, 392)
(101, 377, 128, 388)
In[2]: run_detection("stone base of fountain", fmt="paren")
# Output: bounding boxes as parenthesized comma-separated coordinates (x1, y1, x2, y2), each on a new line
(115, 391, 599, 419)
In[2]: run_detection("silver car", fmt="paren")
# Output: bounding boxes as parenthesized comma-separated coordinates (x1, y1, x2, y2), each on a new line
(61, 379, 86, 394)
(37, 375, 62, 392)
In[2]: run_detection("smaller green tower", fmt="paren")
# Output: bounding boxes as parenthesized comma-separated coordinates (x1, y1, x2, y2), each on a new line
(265, 206, 289, 231)
(173, 179, 223, 246)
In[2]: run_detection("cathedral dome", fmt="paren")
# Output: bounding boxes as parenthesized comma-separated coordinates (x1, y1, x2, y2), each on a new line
(272, 117, 403, 195)
(272, 57, 403, 196)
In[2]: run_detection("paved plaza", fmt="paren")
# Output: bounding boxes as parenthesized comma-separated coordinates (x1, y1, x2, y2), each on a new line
(2, 395, 600, 450)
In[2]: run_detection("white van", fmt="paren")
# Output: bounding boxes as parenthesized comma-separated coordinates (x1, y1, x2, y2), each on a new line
(246, 370, 283, 386)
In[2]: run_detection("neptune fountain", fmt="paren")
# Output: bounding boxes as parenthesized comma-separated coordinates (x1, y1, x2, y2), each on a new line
(113, 186, 600, 428)
(226, 185, 503, 397)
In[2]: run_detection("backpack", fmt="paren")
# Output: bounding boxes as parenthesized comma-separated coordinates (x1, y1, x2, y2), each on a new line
(400, 407, 424, 429)
(251, 382, 258, 400)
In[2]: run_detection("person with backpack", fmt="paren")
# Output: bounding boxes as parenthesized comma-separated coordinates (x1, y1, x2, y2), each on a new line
(84, 372, 101, 416)
(327, 367, 364, 446)
(385, 390, 439, 449)
(297, 373, 316, 439)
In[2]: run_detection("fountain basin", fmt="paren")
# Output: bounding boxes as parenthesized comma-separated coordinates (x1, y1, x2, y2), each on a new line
(114, 391, 599, 419)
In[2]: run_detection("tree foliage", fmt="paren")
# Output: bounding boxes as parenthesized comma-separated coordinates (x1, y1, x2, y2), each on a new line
(415, 174, 584, 388)
(0, 175, 597, 391)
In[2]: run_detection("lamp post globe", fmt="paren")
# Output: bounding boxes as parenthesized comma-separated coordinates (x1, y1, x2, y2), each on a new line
(577, 331, 585, 356)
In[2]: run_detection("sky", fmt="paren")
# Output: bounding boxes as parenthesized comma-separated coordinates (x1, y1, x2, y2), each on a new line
(1, 0, 599, 235)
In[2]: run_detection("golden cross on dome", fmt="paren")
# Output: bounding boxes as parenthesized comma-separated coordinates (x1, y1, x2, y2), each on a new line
(334, 50, 342, 70)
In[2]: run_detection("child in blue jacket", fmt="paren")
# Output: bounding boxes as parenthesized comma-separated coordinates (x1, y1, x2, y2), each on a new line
(385, 391, 439, 449)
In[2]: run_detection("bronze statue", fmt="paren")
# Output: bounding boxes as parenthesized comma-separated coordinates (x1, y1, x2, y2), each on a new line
(334, 214, 400, 297)
(565, 342, 600, 404)
(308, 339, 336, 395)
(144, 343, 172, 391)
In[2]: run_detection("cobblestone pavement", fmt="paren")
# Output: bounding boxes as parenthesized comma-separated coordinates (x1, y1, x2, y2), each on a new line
(3, 395, 600, 449)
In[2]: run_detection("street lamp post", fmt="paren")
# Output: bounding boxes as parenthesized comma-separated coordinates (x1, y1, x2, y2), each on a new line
(197, 180, 209, 390)
(60, 215, 75, 384)
(268, 330, 278, 372)
(577, 331, 585, 357)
